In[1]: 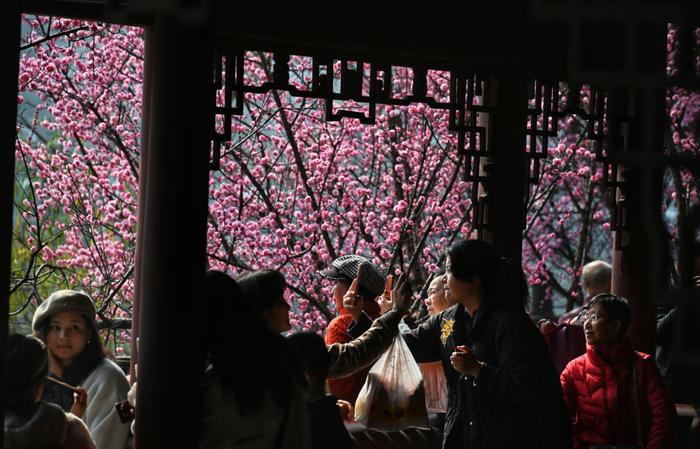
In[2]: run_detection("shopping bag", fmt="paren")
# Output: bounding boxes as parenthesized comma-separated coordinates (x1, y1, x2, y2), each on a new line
(354, 332, 428, 430)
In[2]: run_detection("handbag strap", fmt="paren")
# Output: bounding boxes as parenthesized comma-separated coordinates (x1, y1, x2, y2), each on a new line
(631, 355, 644, 446)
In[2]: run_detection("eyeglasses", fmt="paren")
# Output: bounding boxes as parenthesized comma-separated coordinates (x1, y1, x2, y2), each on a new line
(585, 311, 607, 322)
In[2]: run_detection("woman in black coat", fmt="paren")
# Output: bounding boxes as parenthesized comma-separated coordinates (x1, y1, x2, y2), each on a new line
(402, 240, 571, 449)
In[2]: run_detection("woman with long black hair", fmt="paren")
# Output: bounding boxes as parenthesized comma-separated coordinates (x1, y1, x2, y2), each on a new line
(32, 290, 130, 449)
(402, 239, 572, 449)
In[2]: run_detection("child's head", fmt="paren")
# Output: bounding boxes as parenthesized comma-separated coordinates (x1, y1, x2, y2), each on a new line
(287, 332, 329, 398)
(583, 294, 632, 346)
(5, 334, 49, 414)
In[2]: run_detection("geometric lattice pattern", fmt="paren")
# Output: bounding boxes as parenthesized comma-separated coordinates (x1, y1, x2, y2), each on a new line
(211, 49, 495, 228)
(525, 80, 633, 237)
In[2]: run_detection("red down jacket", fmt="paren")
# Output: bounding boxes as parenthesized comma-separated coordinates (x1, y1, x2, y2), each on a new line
(560, 338, 676, 449)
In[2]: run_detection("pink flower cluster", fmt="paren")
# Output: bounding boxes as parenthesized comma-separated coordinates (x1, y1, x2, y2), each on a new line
(14, 16, 143, 349)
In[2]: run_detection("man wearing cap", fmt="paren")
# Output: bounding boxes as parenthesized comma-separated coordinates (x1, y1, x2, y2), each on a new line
(320, 255, 386, 403)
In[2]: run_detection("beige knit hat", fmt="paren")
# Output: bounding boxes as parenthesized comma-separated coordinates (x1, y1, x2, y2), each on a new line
(32, 290, 97, 332)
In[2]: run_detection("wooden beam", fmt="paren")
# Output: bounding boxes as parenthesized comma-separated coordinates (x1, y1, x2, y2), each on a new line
(18, 0, 154, 26)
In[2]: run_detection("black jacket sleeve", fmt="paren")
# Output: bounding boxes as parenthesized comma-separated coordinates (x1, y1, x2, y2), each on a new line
(402, 312, 443, 363)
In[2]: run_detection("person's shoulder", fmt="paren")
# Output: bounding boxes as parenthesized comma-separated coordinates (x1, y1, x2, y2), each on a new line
(64, 412, 97, 449)
(490, 303, 532, 329)
(64, 410, 86, 426)
(328, 314, 352, 327)
(31, 401, 69, 434)
(325, 315, 353, 342)
(568, 352, 589, 367)
(37, 400, 69, 424)
(40, 399, 68, 415)
(7, 402, 68, 448)
(96, 358, 128, 377)
(84, 358, 128, 388)
(413, 306, 458, 331)
(561, 353, 588, 376)
(438, 304, 460, 320)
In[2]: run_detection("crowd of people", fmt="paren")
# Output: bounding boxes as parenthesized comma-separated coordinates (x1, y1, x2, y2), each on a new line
(4, 238, 696, 449)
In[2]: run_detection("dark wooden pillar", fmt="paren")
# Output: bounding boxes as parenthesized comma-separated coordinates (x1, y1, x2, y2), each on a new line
(129, 27, 154, 382)
(129, 26, 155, 379)
(611, 89, 666, 355)
(1, 5, 21, 448)
(133, 16, 213, 449)
(477, 3, 529, 262)
(484, 73, 530, 263)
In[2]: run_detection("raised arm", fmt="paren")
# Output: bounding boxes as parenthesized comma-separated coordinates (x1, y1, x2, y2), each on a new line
(327, 274, 411, 378)
(327, 309, 402, 378)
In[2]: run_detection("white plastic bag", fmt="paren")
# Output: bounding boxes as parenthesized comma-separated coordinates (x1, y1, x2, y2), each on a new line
(354, 332, 428, 430)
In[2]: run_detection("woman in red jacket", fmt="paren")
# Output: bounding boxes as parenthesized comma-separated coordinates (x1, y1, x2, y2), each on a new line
(560, 294, 676, 449)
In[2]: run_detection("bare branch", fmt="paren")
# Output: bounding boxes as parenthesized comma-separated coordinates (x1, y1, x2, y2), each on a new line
(20, 26, 90, 51)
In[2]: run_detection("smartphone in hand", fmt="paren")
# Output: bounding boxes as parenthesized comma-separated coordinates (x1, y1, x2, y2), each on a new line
(384, 274, 393, 295)
(115, 400, 135, 423)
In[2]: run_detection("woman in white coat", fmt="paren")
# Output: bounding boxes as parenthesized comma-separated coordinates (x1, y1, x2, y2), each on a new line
(32, 290, 130, 449)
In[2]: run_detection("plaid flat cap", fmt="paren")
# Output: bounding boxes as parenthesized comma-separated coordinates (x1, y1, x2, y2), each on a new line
(320, 255, 386, 299)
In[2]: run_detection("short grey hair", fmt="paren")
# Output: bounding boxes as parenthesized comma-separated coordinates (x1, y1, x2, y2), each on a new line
(581, 260, 612, 295)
